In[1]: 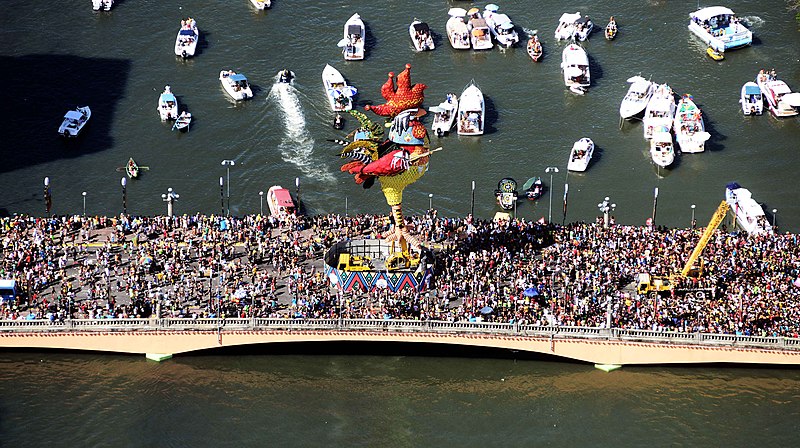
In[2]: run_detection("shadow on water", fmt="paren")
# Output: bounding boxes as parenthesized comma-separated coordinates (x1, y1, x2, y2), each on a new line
(483, 94, 498, 135)
(0, 55, 131, 174)
(701, 108, 726, 152)
(588, 53, 603, 86)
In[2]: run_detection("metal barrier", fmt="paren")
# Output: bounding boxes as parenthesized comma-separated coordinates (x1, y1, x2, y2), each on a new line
(1, 318, 799, 352)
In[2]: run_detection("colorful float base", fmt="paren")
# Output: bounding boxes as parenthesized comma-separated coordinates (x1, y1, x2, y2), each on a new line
(324, 238, 433, 293)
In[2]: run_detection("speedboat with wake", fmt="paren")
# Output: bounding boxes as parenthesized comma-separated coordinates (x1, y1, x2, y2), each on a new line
(157, 86, 178, 121)
(341, 13, 365, 60)
(561, 43, 590, 94)
(174, 18, 199, 58)
(739, 82, 763, 116)
(249, 0, 271, 10)
(674, 94, 710, 153)
(409, 20, 435, 51)
(322, 64, 356, 112)
(643, 83, 676, 139)
(58, 106, 91, 137)
(219, 70, 253, 101)
(725, 183, 773, 235)
(649, 128, 675, 167)
(278, 69, 294, 84)
(619, 76, 654, 120)
(446, 8, 471, 50)
(567, 137, 594, 172)
(457, 80, 484, 136)
(430, 93, 458, 137)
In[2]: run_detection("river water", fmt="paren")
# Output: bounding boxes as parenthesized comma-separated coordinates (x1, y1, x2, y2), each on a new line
(2, 1, 800, 444)
(1, 346, 800, 446)
(1, 0, 798, 230)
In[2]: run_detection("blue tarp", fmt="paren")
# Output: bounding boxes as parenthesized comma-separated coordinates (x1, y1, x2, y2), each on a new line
(230, 74, 247, 82)
(179, 29, 195, 36)
(744, 85, 761, 95)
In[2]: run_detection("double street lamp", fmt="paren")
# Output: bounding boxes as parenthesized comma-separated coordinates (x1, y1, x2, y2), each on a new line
(690, 204, 696, 229)
(162, 188, 179, 217)
(545, 166, 559, 223)
(259, 191, 264, 216)
(597, 196, 616, 228)
(428, 193, 433, 212)
(82, 191, 87, 216)
(772, 208, 778, 229)
(121, 177, 127, 215)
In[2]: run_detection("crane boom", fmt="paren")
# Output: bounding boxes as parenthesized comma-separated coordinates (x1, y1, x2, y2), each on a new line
(680, 201, 730, 277)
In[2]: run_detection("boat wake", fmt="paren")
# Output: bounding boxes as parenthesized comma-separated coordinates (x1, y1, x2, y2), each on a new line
(740, 16, 765, 29)
(269, 78, 335, 182)
(521, 27, 538, 38)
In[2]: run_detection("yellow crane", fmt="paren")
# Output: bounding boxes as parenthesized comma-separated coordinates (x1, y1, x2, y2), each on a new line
(636, 200, 730, 296)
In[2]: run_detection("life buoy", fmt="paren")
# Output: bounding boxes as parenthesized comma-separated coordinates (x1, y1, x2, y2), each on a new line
(696, 291, 706, 299)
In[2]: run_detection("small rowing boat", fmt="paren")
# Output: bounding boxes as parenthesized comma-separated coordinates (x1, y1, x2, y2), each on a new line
(172, 111, 192, 131)
(126, 158, 139, 178)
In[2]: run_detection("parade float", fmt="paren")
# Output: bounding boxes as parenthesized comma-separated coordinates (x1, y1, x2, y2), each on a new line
(324, 64, 437, 293)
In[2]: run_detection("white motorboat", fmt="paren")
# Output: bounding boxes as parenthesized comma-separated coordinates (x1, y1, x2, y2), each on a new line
(739, 82, 763, 116)
(567, 137, 594, 172)
(574, 16, 593, 41)
(561, 43, 590, 94)
(92, 0, 113, 11)
(467, 12, 493, 51)
(674, 94, 710, 154)
(483, 7, 519, 48)
(688, 6, 752, 52)
(249, 0, 271, 10)
(342, 13, 365, 61)
(157, 86, 178, 121)
(554, 12, 581, 40)
(430, 93, 458, 137)
(619, 76, 655, 119)
(409, 20, 435, 51)
(322, 64, 356, 112)
(219, 70, 253, 101)
(267, 185, 296, 218)
(457, 80, 485, 136)
(643, 84, 676, 139)
(649, 128, 675, 167)
(725, 183, 773, 235)
(174, 18, 199, 58)
(756, 71, 800, 118)
(58, 106, 91, 137)
(446, 8, 471, 50)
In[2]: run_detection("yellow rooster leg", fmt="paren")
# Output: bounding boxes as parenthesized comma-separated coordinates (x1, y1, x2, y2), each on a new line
(385, 204, 423, 250)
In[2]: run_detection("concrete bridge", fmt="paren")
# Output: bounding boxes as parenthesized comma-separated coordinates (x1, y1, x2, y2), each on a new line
(2, 319, 800, 369)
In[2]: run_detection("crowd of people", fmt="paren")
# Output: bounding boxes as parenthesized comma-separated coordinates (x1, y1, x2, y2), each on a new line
(1, 210, 799, 338)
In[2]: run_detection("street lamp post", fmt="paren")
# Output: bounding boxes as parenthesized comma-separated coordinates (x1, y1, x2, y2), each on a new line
(690, 204, 696, 229)
(470, 180, 475, 218)
(597, 196, 616, 228)
(428, 193, 433, 212)
(121, 178, 127, 215)
(82, 191, 87, 216)
(652, 187, 659, 226)
(219, 177, 224, 216)
(259, 191, 264, 216)
(44, 177, 51, 217)
(545, 167, 559, 223)
(161, 188, 179, 217)
(295, 177, 300, 211)
(221, 160, 235, 216)
(772, 208, 777, 229)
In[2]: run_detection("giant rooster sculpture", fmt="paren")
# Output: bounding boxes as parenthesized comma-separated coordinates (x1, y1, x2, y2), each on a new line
(335, 64, 435, 251)
(364, 63, 427, 118)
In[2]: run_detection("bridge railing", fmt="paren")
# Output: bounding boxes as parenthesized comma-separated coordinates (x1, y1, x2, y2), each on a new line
(0, 318, 798, 351)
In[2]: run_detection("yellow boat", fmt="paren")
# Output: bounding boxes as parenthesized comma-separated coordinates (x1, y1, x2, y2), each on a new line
(706, 47, 724, 61)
